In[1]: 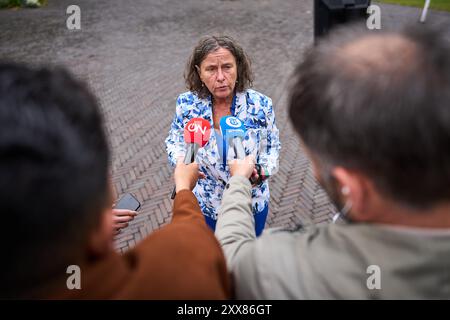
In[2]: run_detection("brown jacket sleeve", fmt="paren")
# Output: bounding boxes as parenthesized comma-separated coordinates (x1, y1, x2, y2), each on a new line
(115, 190, 231, 299)
(39, 190, 230, 300)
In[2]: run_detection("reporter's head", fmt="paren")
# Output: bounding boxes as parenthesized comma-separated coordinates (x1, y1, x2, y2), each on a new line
(289, 25, 450, 224)
(0, 63, 112, 298)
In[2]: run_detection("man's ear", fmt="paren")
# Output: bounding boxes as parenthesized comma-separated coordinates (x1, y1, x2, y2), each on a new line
(87, 207, 114, 258)
(332, 167, 371, 221)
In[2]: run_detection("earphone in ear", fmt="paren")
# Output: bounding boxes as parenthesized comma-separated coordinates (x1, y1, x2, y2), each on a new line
(341, 186, 350, 196)
(332, 186, 352, 224)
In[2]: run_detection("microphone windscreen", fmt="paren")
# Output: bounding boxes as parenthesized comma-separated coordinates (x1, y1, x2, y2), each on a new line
(183, 118, 211, 147)
(220, 116, 246, 139)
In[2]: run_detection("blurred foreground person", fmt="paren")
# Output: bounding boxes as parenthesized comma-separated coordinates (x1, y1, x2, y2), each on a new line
(216, 25, 450, 299)
(166, 35, 280, 236)
(0, 63, 230, 299)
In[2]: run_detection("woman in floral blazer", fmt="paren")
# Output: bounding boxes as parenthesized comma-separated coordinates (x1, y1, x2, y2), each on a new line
(165, 35, 280, 236)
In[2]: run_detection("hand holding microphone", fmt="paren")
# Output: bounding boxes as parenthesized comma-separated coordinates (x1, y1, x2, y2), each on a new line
(229, 155, 256, 179)
(170, 118, 211, 199)
(220, 116, 261, 185)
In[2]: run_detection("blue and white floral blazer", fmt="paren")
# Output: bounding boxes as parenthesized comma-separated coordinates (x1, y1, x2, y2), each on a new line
(165, 89, 281, 220)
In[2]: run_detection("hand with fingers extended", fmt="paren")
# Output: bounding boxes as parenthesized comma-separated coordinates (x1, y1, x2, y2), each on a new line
(112, 209, 137, 234)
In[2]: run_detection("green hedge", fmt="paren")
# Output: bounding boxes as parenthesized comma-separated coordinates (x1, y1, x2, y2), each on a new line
(0, 0, 47, 8)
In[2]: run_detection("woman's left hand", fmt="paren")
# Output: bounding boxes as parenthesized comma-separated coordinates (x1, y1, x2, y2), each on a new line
(250, 168, 259, 186)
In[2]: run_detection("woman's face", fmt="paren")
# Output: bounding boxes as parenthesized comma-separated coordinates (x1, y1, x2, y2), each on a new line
(198, 47, 237, 101)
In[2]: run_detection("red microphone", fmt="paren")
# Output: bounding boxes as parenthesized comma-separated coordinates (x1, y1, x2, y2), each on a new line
(183, 118, 211, 148)
(171, 118, 211, 199)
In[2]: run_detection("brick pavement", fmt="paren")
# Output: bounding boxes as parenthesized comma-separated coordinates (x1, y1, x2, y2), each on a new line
(1, 0, 448, 252)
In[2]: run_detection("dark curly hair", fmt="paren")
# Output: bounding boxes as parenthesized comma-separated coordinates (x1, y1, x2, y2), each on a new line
(185, 35, 254, 99)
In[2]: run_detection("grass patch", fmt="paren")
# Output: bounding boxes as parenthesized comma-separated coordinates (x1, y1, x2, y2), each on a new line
(376, 0, 450, 12)
(0, 0, 47, 9)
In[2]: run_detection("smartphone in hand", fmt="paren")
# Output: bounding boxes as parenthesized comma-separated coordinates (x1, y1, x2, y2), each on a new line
(115, 193, 141, 211)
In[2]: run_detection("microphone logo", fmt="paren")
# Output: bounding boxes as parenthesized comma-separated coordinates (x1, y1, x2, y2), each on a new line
(184, 118, 211, 147)
(187, 121, 208, 135)
(226, 117, 242, 128)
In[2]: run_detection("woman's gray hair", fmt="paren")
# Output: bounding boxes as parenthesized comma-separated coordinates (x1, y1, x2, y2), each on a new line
(185, 35, 253, 99)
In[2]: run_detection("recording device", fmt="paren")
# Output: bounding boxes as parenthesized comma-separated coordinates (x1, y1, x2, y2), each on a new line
(115, 193, 141, 211)
(170, 117, 211, 199)
(251, 163, 264, 185)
